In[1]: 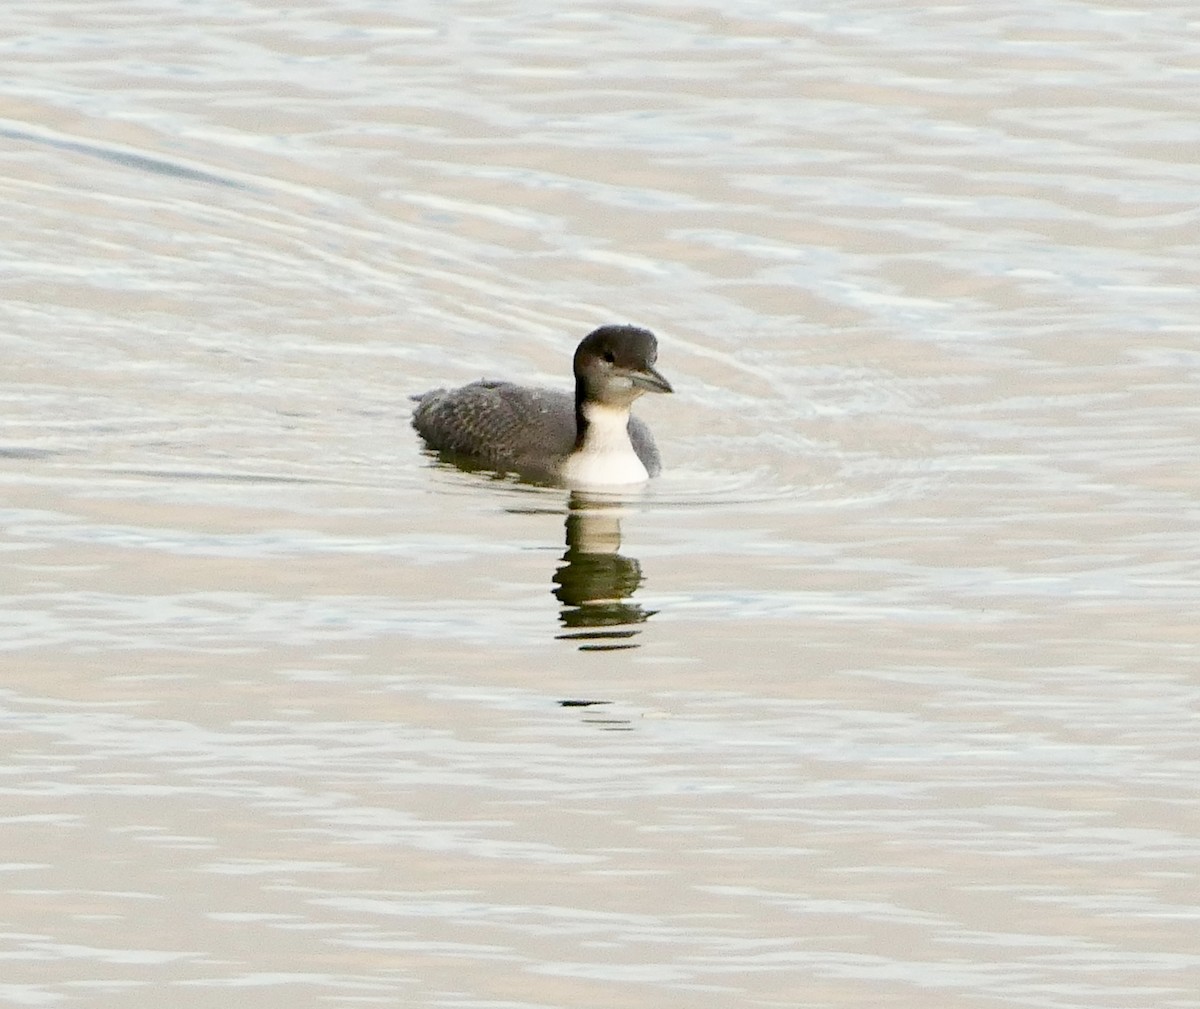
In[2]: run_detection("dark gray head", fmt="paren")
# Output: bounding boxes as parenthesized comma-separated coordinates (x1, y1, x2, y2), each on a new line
(573, 325, 673, 408)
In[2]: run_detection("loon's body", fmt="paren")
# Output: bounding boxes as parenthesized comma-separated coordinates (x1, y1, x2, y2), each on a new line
(412, 325, 672, 487)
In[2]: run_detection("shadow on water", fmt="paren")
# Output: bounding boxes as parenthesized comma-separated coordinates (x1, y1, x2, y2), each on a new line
(557, 698, 633, 731)
(552, 491, 657, 652)
(440, 477, 661, 729)
(508, 490, 660, 729)
(456, 467, 667, 655)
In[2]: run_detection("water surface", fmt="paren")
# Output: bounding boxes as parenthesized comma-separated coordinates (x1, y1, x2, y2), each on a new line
(2, 2, 1199, 1007)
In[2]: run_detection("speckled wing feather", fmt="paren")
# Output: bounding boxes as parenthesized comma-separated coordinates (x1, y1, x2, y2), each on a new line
(411, 381, 578, 478)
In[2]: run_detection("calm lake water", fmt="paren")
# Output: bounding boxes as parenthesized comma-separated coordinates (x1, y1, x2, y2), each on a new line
(2, 2, 1199, 1007)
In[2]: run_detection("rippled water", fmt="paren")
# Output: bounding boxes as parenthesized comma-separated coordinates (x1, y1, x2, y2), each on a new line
(3, 2, 1199, 1007)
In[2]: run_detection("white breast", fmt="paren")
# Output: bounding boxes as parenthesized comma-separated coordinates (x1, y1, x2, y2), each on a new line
(558, 402, 650, 487)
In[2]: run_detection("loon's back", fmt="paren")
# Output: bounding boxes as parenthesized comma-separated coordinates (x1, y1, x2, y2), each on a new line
(412, 380, 661, 482)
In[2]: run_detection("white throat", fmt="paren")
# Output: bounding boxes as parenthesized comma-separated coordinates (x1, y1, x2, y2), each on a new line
(559, 401, 649, 487)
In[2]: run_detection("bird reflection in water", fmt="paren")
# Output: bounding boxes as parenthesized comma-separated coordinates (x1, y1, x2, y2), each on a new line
(553, 492, 657, 650)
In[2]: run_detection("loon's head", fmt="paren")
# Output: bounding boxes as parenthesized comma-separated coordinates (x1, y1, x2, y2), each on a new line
(573, 325, 673, 409)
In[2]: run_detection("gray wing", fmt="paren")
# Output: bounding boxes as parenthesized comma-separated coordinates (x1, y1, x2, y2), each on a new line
(628, 415, 662, 477)
(412, 381, 577, 477)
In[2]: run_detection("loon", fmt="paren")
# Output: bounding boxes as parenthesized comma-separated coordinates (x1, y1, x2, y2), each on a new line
(412, 325, 673, 486)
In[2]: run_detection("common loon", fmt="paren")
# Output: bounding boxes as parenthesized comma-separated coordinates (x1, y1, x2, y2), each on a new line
(412, 325, 673, 486)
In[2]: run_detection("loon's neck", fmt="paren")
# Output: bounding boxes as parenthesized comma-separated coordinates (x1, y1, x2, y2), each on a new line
(561, 394, 648, 486)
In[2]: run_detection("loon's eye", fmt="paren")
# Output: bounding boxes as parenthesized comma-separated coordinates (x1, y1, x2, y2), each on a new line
(603, 351, 615, 364)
